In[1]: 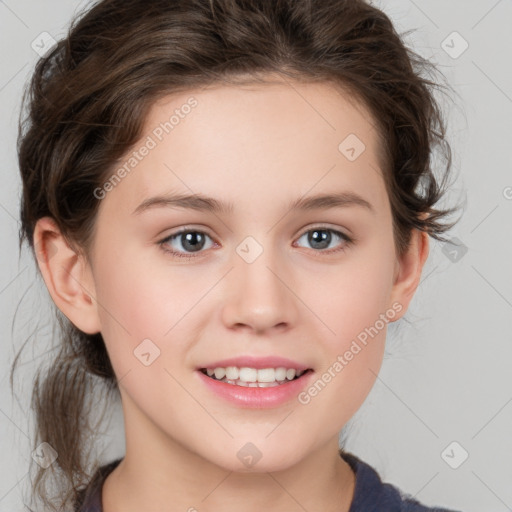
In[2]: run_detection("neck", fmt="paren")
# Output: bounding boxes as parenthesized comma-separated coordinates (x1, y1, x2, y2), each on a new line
(102, 394, 355, 512)
(103, 437, 355, 512)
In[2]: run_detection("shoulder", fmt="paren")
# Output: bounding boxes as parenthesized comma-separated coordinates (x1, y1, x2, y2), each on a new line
(75, 458, 123, 512)
(340, 451, 463, 512)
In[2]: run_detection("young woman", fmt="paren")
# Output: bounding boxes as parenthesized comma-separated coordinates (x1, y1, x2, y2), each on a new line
(13, 0, 464, 510)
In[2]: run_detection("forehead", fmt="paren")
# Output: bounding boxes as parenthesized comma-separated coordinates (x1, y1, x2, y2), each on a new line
(146, 77, 382, 154)
(102, 77, 388, 216)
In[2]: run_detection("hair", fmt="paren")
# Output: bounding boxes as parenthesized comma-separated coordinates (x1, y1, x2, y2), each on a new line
(11, 0, 463, 510)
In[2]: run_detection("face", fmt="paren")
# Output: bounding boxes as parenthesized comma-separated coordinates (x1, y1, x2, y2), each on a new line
(75, 77, 412, 472)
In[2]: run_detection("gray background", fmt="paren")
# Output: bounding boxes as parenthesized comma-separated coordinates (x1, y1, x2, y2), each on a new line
(1, 1, 511, 511)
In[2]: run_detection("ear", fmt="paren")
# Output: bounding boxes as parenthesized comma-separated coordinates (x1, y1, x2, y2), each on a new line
(388, 227, 430, 321)
(33, 217, 101, 334)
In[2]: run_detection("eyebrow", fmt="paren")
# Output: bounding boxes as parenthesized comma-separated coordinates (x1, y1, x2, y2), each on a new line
(132, 190, 375, 216)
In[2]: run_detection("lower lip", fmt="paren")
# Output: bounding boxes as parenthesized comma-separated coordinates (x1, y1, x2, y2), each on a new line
(196, 370, 314, 409)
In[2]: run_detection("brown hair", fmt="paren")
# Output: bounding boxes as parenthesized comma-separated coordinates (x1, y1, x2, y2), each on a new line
(11, 0, 463, 510)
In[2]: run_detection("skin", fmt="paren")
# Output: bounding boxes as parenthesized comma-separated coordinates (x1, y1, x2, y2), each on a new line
(34, 76, 429, 512)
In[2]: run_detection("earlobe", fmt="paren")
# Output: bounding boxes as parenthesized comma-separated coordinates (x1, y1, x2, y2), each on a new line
(389, 228, 430, 319)
(33, 217, 101, 335)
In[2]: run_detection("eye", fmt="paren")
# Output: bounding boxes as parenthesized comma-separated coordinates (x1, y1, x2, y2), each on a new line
(158, 225, 354, 260)
(294, 226, 354, 255)
(158, 228, 216, 260)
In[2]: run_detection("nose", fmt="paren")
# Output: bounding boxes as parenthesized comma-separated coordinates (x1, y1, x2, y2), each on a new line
(220, 242, 299, 335)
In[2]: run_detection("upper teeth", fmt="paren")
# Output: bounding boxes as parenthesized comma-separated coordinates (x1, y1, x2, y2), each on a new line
(205, 367, 305, 382)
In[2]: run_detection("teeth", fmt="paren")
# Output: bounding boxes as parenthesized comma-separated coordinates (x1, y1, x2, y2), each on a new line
(286, 368, 296, 381)
(225, 366, 239, 380)
(219, 378, 283, 388)
(274, 367, 287, 381)
(203, 366, 306, 383)
(214, 367, 226, 380)
(239, 367, 258, 382)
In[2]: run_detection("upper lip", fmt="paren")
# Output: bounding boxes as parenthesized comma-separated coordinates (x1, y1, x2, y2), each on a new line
(198, 356, 311, 372)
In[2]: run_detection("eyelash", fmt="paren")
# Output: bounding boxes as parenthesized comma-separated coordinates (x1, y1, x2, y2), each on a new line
(158, 226, 354, 260)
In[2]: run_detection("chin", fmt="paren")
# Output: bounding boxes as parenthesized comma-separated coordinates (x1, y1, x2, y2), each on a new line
(202, 442, 305, 474)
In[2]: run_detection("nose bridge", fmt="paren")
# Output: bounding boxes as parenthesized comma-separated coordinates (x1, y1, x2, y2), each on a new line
(236, 233, 286, 299)
(222, 232, 297, 332)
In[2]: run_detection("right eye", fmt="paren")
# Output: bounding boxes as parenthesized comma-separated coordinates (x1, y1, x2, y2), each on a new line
(158, 229, 216, 259)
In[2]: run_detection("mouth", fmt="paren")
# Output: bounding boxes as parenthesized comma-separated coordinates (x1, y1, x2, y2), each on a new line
(199, 367, 314, 388)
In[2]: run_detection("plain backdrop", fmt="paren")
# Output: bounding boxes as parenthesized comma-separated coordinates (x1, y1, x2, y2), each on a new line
(1, 1, 511, 511)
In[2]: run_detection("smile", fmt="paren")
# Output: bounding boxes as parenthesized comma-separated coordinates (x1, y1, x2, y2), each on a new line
(197, 366, 315, 408)
(200, 366, 310, 387)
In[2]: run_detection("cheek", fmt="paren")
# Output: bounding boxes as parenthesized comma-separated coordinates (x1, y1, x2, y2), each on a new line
(91, 250, 211, 364)
(93, 247, 174, 333)
(297, 243, 394, 412)
(303, 240, 396, 349)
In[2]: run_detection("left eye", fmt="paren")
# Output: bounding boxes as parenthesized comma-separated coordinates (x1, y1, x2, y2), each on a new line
(294, 227, 353, 254)
(158, 227, 353, 259)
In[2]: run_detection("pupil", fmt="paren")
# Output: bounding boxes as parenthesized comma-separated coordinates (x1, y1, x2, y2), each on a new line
(309, 229, 330, 250)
